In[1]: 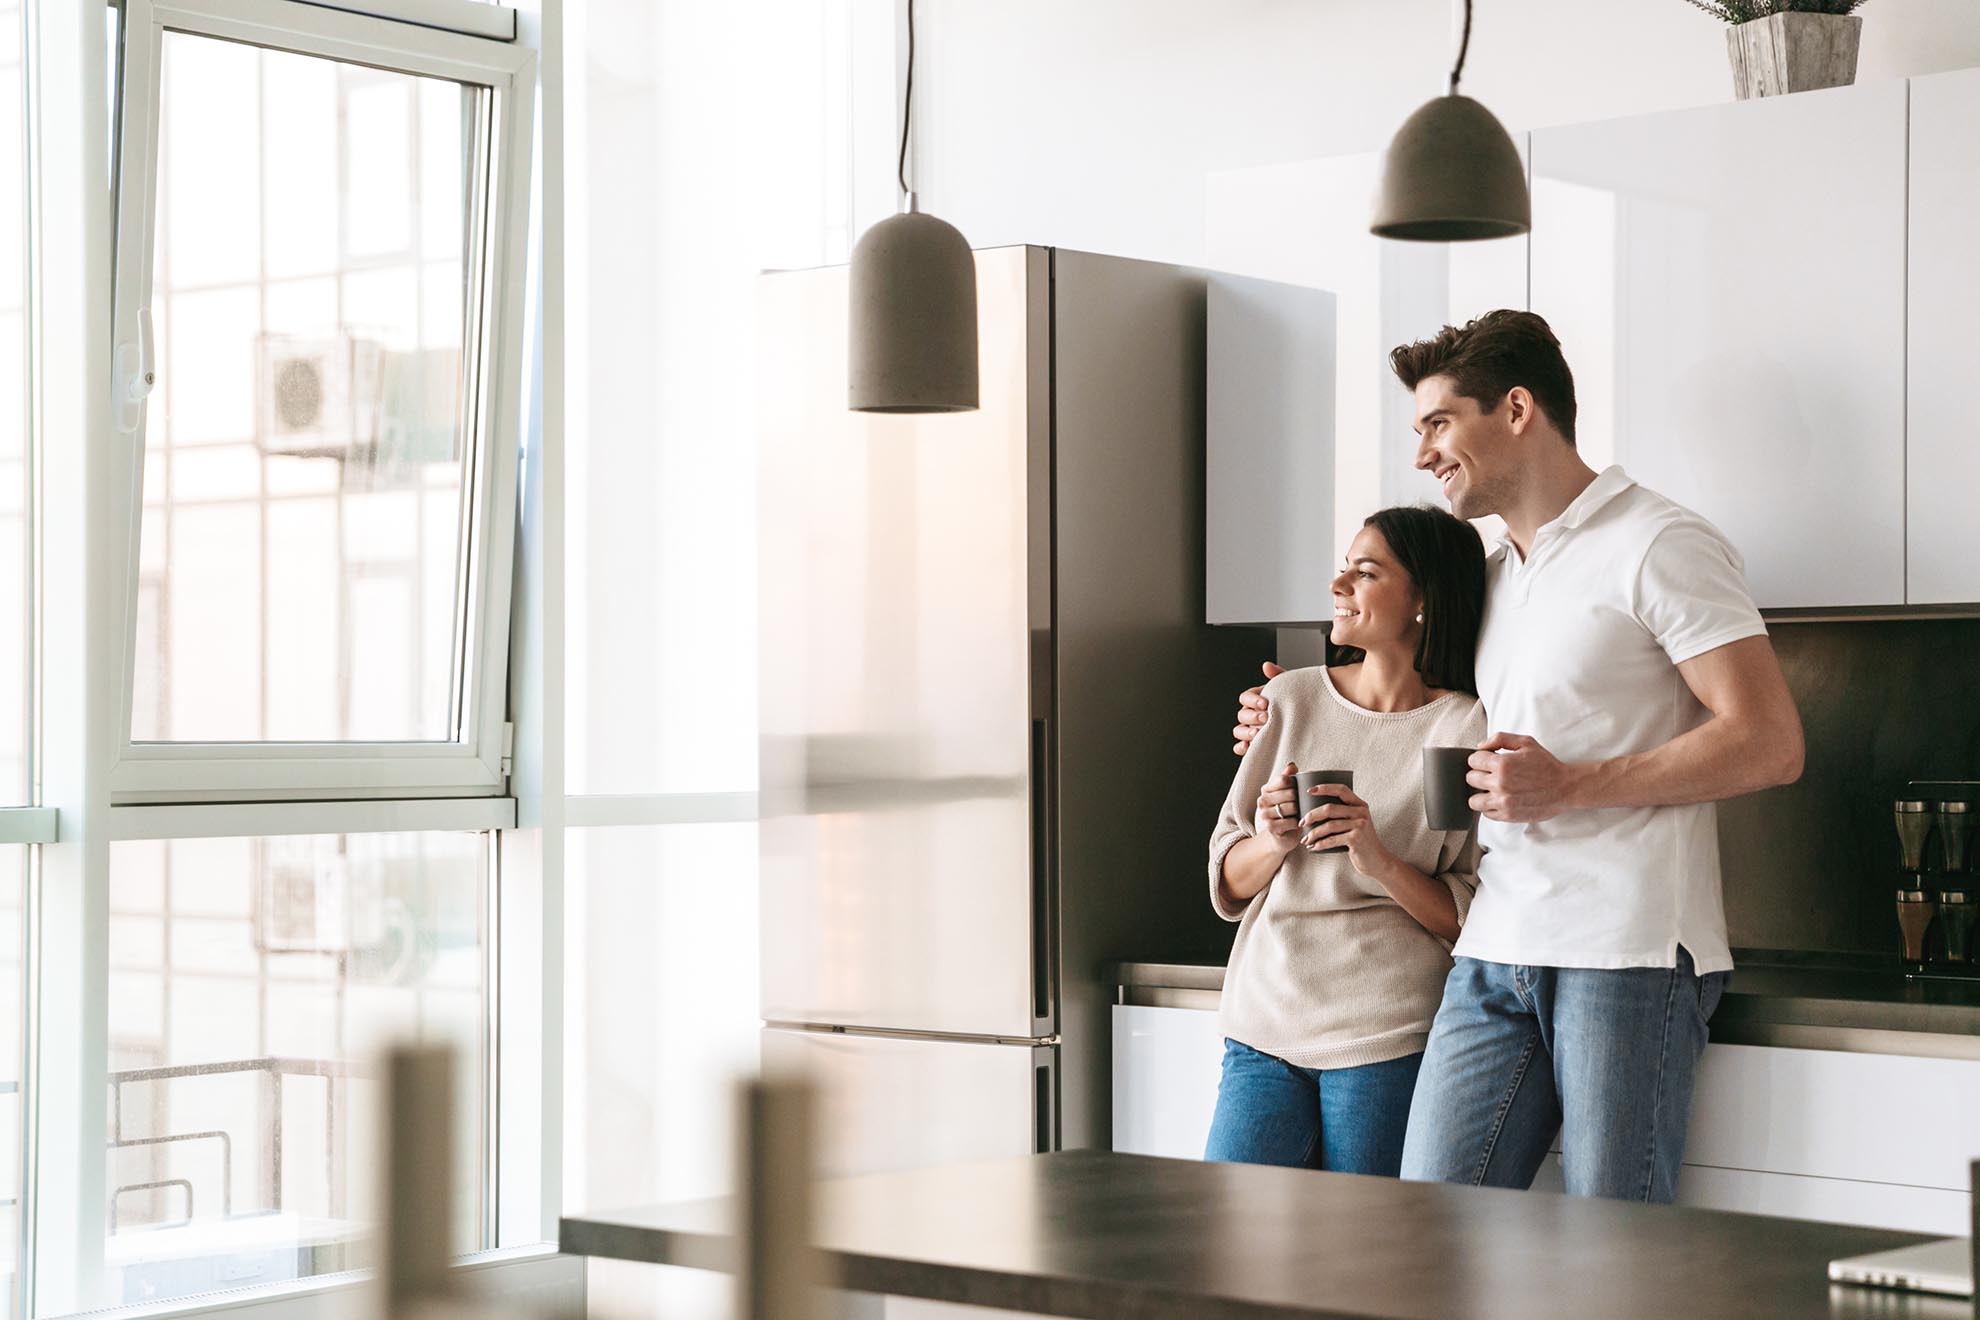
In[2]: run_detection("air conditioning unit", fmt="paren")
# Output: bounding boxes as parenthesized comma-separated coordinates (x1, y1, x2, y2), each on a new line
(257, 333, 461, 467)
(256, 331, 383, 459)
(370, 345, 462, 466)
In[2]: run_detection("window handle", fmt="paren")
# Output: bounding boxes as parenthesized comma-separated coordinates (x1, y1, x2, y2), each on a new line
(115, 305, 155, 433)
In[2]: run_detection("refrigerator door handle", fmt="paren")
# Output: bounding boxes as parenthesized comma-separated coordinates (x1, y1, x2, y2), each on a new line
(1031, 716, 1055, 1027)
(1033, 1044, 1059, 1154)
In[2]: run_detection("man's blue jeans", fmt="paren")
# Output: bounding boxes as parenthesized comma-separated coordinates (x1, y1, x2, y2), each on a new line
(1203, 1039, 1422, 1176)
(1399, 948, 1729, 1202)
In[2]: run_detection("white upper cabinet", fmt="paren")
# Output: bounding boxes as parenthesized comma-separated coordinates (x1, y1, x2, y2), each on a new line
(1906, 69, 1980, 605)
(1207, 150, 1527, 587)
(1530, 83, 1908, 611)
(1206, 274, 1338, 626)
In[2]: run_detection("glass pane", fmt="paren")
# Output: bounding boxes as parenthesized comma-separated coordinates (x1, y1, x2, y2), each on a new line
(565, 2, 891, 794)
(106, 832, 487, 1306)
(564, 823, 758, 1320)
(0, 846, 25, 1319)
(0, 0, 28, 804)
(134, 35, 483, 744)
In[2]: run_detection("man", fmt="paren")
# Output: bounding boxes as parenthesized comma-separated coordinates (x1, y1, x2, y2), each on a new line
(1230, 310, 1803, 1202)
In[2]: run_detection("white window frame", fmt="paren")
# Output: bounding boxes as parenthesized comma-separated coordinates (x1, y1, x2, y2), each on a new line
(26, 0, 561, 1315)
(104, 0, 537, 804)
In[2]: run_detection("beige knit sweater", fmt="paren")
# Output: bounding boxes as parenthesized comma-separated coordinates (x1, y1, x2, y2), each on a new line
(1209, 666, 1486, 1070)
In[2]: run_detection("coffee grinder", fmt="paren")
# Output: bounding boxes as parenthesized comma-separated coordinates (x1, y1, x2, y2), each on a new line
(1894, 783, 1980, 980)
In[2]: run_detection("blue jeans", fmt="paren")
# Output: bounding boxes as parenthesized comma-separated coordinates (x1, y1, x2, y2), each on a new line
(1399, 949, 1728, 1202)
(1203, 1039, 1422, 1176)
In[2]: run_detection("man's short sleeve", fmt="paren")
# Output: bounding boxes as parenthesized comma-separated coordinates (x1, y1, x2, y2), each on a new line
(1630, 518, 1768, 666)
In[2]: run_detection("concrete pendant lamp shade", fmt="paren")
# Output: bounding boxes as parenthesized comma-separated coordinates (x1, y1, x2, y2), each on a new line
(1371, 94, 1529, 242)
(849, 204, 979, 413)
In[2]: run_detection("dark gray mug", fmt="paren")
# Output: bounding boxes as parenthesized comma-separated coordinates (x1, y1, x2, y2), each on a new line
(1423, 746, 1476, 832)
(1291, 769, 1355, 836)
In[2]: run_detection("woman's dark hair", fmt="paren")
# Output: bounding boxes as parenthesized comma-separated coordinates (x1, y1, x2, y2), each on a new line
(1326, 505, 1487, 696)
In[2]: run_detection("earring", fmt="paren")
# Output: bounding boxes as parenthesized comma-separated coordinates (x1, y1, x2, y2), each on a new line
(1415, 613, 1424, 623)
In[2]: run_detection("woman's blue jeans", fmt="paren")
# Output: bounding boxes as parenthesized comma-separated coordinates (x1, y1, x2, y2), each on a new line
(1203, 1039, 1423, 1176)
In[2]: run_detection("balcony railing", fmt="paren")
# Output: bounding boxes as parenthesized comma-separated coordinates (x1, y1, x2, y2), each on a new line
(109, 1056, 358, 1234)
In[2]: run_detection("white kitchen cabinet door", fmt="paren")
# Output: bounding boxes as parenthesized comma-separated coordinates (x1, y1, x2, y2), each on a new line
(1676, 1165, 1970, 1236)
(1530, 82, 1907, 610)
(1206, 275, 1339, 626)
(1538, 1155, 1966, 1234)
(1207, 150, 1526, 575)
(1683, 1043, 1980, 1192)
(1111, 1004, 1225, 1159)
(1907, 69, 1980, 604)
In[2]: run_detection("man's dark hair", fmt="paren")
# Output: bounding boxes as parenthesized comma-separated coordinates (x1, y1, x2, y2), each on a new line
(1389, 310, 1578, 445)
(1327, 505, 1487, 696)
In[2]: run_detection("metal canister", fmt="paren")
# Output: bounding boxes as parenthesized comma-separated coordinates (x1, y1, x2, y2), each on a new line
(1938, 801, 1975, 874)
(1897, 887, 1937, 967)
(1895, 800, 1936, 873)
(1937, 889, 1976, 965)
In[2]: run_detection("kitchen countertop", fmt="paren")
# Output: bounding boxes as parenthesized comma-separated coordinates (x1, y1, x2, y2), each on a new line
(561, 1149, 1967, 1320)
(1112, 953, 1980, 1059)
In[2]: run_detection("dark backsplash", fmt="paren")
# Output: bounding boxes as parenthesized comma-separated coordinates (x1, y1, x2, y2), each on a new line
(1276, 619, 1980, 959)
(1720, 619, 1980, 956)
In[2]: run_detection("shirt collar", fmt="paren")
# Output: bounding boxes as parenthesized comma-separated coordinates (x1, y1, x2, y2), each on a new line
(1494, 465, 1635, 552)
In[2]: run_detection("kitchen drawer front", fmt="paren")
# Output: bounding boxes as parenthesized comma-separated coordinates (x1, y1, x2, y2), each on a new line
(1109, 1009, 1980, 1198)
(1677, 1164, 1969, 1236)
(1684, 1043, 1980, 1191)
(1111, 1004, 1224, 1160)
(1534, 1155, 1967, 1235)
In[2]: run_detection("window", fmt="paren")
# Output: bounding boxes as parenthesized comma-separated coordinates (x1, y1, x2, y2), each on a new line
(17, 2, 548, 1317)
(558, 6, 892, 1319)
(563, 823, 756, 1320)
(109, 0, 535, 802)
(106, 831, 488, 1308)
(0, 848, 23, 1318)
(0, 0, 29, 809)
(132, 42, 478, 748)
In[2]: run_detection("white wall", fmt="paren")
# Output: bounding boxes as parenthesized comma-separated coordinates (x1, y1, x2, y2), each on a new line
(911, 0, 1980, 267)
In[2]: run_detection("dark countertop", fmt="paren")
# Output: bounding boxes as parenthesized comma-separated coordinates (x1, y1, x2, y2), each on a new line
(561, 1149, 1968, 1320)
(1111, 953, 1980, 1058)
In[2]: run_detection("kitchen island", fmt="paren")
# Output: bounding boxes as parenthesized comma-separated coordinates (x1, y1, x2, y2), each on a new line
(561, 1148, 1968, 1319)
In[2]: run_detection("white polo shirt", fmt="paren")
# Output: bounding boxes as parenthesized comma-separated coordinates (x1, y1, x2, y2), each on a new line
(1454, 466, 1767, 975)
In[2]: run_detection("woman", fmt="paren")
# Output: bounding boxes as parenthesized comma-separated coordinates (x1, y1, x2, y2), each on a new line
(1204, 504, 1487, 1176)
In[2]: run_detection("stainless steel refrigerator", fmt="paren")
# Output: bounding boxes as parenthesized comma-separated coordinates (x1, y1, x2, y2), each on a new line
(756, 246, 1270, 1186)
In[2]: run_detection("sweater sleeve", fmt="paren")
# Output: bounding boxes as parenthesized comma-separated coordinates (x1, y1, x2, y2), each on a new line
(1208, 691, 1288, 922)
(1436, 826, 1481, 934)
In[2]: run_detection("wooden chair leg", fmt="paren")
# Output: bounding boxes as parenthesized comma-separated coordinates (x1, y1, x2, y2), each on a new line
(740, 1072, 824, 1320)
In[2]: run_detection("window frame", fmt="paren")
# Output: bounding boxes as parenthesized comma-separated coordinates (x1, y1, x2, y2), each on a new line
(104, 0, 536, 804)
(24, 0, 559, 1314)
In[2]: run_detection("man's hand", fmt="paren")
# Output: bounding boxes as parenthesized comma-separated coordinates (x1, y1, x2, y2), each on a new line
(1233, 661, 1285, 756)
(1467, 734, 1586, 823)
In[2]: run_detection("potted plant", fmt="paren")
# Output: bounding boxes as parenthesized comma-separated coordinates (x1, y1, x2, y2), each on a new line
(1685, 1, 1869, 100)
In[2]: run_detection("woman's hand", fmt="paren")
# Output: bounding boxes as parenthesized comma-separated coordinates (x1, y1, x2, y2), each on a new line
(1252, 762, 1305, 855)
(1299, 787, 1400, 879)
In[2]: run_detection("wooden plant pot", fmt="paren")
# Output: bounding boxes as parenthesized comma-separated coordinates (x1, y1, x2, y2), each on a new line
(1727, 12, 1863, 99)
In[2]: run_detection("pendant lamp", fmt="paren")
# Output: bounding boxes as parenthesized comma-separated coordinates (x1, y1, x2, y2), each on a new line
(849, 0, 979, 413)
(1371, 0, 1530, 242)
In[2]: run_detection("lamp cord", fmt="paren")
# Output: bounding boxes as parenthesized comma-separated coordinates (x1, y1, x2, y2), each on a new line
(897, 0, 915, 201)
(1449, 0, 1472, 95)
